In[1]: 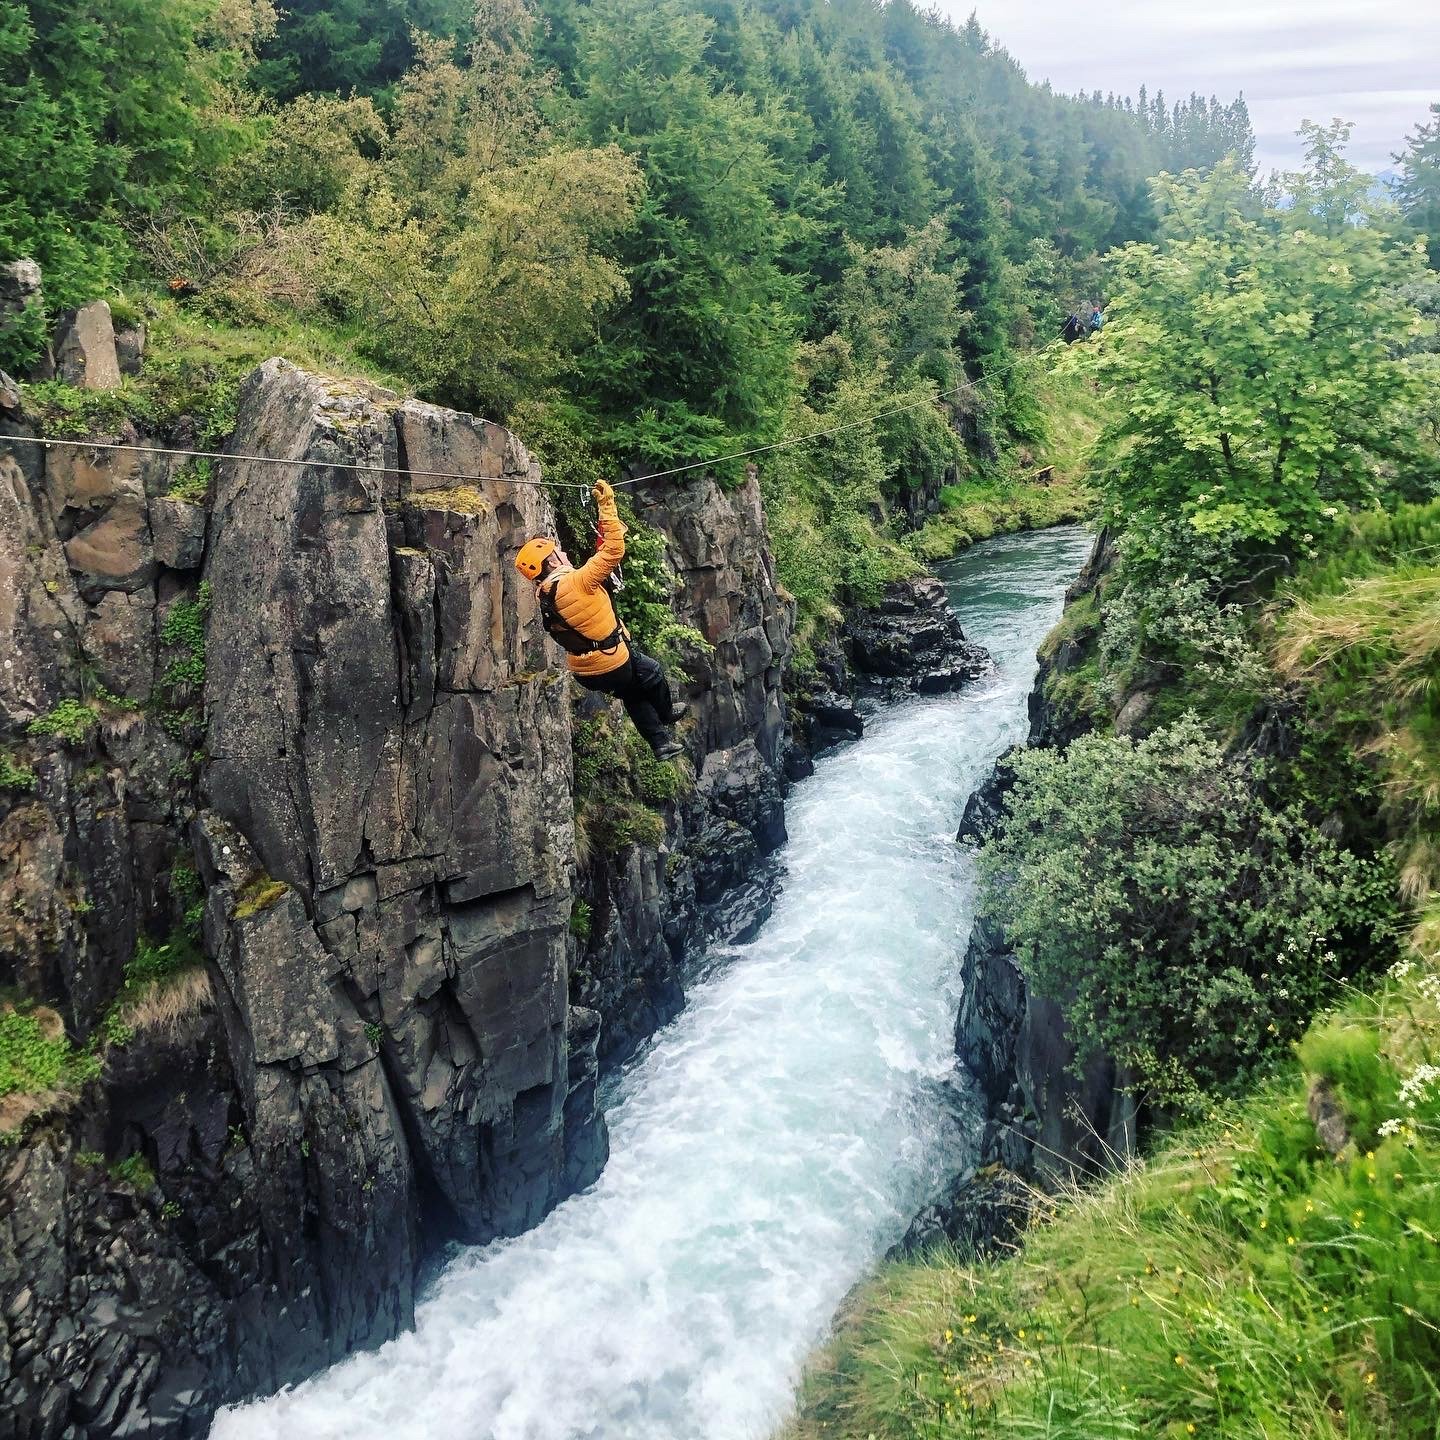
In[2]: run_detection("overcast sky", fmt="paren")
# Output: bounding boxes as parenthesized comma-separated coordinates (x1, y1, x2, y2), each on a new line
(937, 0, 1440, 175)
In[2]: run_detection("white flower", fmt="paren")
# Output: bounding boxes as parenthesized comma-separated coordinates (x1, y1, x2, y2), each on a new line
(1378, 1119, 1404, 1138)
(1390, 957, 1415, 981)
(1398, 1064, 1440, 1111)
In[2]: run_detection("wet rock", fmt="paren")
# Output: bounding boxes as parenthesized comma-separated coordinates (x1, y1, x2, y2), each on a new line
(955, 752, 1016, 845)
(892, 1166, 1034, 1260)
(844, 576, 990, 699)
(53, 302, 122, 391)
(1308, 1076, 1351, 1157)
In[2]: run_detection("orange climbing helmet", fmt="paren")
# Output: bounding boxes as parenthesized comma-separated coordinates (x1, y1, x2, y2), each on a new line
(515, 537, 558, 580)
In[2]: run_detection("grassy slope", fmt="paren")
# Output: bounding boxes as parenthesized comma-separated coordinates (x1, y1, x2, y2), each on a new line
(786, 936, 1440, 1439)
(786, 505, 1440, 1440)
(20, 288, 409, 445)
(907, 373, 1101, 564)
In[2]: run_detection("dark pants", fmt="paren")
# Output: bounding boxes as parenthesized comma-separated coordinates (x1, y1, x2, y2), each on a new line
(576, 649, 675, 751)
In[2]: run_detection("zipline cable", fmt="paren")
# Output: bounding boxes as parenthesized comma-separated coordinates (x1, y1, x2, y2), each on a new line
(0, 347, 1047, 495)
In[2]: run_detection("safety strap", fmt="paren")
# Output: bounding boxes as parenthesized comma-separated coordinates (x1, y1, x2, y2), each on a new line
(538, 577, 625, 657)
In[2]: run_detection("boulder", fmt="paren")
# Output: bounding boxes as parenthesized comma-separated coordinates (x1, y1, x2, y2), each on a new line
(115, 323, 146, 377)
(53, 301, 122, 391)
(148, 495, 206, 571)
(845, 576, 990, 699)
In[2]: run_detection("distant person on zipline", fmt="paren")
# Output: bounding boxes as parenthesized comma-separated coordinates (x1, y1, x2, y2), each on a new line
(515, 479, 688, 761)
(1061, 309, 1086, 344)
(1089, 302, 1105, 332)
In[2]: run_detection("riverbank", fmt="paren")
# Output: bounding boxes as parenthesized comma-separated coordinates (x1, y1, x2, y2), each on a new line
(784, 944, 1440, 1439)
(906, 374, 1100, 565)
(782, 500, 1440, 1440)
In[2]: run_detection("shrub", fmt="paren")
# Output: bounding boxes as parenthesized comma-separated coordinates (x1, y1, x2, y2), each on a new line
(27, 699, 99, 745)
(159, 581, 213, 691)
(0, 753, 37, 793)
(980, 715, 1398, 1105)
(0, 1006, 99, 1100)
(168, 459, 213, 504)
(569, 898, 593, 941)
(572, 709, 685, 857)
(108, 1153, 156, 1190)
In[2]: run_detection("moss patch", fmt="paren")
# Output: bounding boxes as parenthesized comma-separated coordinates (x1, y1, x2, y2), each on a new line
(233, 874, 289, 919)
(408, 485, 488, 515)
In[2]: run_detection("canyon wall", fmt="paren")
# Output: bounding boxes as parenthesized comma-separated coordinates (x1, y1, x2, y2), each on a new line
(0, 352, 799, 1436)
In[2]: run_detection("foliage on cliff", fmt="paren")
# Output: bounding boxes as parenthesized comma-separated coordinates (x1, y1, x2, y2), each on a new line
(788, 924, 1440, 1439)
(1, 0, 1260, 645)
(981, 718, 1396, 1107)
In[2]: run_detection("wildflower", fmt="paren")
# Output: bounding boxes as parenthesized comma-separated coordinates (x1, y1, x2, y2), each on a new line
(1259, 1218, 1268, 1229)
(1287, 1236, 1297, 1246)
(1175, 1355, 1187, 1367)
(1365, 1372, 1376, 1385)
(1188, 1426, 1196, 1435)
(944, 1330, 953, 1344)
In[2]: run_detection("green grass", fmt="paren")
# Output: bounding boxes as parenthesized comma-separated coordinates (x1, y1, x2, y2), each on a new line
(20, 292, 408, 446)
(908, 472, 1095, 564)
(788, 920, 1440, 1439)
(908, 371, 1100, 563)
(0, 1005, 99, 1103)
(1273, 500, 1440, 909)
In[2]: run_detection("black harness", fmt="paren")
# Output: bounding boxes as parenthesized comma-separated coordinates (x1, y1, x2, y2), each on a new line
(538, 575, 626, 657)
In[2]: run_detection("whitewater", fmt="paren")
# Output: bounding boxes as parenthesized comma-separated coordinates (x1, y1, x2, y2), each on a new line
(212, 525, 1093, 1440)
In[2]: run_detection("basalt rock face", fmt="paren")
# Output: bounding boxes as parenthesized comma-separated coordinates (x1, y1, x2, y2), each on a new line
(0, 360, 611, 1435)
(844, 576, 990, 701)
(787, 577, 988, 775)
(2, 354, 806, 1433)
(569, 473, 795, 1068)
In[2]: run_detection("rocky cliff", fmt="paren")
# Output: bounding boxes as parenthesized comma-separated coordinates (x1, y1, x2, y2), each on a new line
(0, 346, 798, 1435)
(566, 472, 795, 1067)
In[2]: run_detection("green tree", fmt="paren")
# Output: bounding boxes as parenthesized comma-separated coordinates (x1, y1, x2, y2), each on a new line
(252, 0, 471, 100)
(1395, 103, 1440, 269)
(574, 0, 805, 464)
(1068, 133, 1437, 554)
(240, 6, 645, 417)
(0, 0, 262, 368)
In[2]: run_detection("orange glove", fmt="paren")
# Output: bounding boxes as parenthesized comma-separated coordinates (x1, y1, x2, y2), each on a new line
(592, 479, 615, 505)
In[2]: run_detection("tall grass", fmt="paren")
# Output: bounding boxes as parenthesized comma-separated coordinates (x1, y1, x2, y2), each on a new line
(1274, 501, 1440, 911)
(785, 915, 1440, 1439)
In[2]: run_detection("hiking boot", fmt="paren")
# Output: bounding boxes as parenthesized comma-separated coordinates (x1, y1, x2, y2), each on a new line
(667, 701, 690, 723)
(652, 737, 684, 761)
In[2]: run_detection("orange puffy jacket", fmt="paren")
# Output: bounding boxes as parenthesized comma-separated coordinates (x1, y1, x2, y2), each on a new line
(541, 490, 630, 677)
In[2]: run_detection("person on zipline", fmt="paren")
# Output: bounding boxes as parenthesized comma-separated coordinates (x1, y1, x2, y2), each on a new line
(515, 479, 688, 760)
